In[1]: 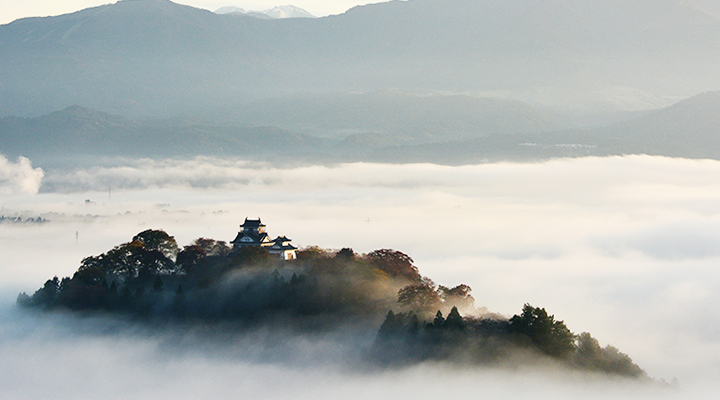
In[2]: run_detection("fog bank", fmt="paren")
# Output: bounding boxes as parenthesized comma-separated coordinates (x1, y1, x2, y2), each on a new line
(2, 155, 720, 397)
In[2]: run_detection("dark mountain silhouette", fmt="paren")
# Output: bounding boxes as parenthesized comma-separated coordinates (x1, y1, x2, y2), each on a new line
(1, 0, 719, 118)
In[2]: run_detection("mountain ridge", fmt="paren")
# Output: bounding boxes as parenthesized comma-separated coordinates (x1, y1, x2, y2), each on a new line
(215, 5, 316, 19)
(2, 0, 720, 118)
(3, 90, 720, 166)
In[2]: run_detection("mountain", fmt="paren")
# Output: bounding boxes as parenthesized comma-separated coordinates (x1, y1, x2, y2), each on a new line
(259, 6, 315, 19)
(214, 6, 246, 14)
(1, 0, 720, 119)
(214, 91, 564, 142)
(590, 91, 720, 158)
(215, 5, 315, 19)
(0, 92, 567, 164)
(4, 91, 720, 167)
(0, 105, 327, 165)
(368, 91, 720, 164)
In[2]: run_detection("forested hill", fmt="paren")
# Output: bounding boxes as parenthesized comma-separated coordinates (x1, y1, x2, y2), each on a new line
(19, 228, 646, 378)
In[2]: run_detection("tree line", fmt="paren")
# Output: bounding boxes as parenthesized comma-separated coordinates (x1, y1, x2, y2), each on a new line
(372, 304, 646, 378)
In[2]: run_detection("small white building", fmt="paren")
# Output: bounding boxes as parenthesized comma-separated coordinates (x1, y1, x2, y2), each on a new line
(231, 218, 297, 260)
(267, 235, 297, 260)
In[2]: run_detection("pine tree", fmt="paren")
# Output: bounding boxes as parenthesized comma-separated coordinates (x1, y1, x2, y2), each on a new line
(444, 306, 464, 330)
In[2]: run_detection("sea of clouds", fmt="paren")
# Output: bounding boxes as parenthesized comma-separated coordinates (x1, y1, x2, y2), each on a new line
(1, 155, 719, 399)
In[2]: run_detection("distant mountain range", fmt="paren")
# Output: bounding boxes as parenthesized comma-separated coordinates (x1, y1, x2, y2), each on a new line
(214, 5, 316, 19)
(3, 91, 720, 166)
(377, 91, 720, 164)
(1, 0, 720, 119)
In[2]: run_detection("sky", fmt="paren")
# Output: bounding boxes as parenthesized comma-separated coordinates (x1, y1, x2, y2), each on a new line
(2, 154, 720, 398)
(0, 0, 379, 25)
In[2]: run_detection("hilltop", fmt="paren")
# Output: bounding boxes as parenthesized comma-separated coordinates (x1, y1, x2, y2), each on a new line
(18, 226, 647, 378)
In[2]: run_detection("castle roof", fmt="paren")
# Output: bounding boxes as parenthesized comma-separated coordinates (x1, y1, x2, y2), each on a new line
(231, 231, 270, 246)
(240, 217, 265, 229)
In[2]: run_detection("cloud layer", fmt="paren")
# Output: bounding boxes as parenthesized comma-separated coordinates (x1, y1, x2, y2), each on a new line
(2, 155, 720, 397)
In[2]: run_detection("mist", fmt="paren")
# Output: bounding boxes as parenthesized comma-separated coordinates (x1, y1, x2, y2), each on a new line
(2, 155, 720, 398)
(0, 303, 674, 400)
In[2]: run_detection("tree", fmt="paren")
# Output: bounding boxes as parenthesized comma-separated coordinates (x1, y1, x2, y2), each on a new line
(296, 246, 333, 261)
(231, 246, 273, 268)
(55, 268, 109, 310)
(378, 310, 401, 336)
(509, 304, 576, 358)
(30, 276, 60, 306)
(192, 238, 230, 256)
(16, 292, 32, 307)
(444, 306, 464, 330)
(439, 284, 475, 309)
(176, 244, 206, 272)
(433, 310, 445, 327)
(408, 313, 420, 335)
(132, 229, 179, 261)
(335, 248, 356, 260)
(79, 238, 176, 281)
(366, 249, 420, 281)
(397, 283, 441, 309)
(72, 267, 104, 285)
(574, 332, 646, 377)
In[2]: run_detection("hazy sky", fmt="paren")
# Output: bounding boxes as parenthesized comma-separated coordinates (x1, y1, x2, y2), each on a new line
(0, 0, 379, 25)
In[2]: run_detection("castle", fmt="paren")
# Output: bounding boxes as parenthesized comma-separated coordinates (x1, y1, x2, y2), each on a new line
(230, 217, 297, 260)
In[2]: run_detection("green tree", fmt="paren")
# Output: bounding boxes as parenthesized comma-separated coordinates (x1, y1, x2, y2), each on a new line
(509, 304, 576, 358)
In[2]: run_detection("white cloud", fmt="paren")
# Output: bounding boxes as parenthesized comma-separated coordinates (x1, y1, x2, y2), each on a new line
(0, 155, 44, 195)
